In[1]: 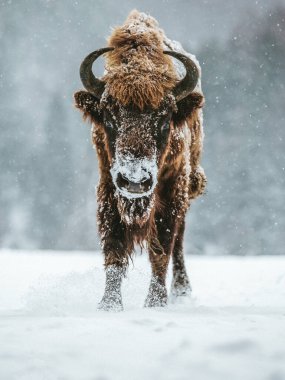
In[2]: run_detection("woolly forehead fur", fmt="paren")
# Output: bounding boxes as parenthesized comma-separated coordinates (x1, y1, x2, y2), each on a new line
(103, 10, 178, 110)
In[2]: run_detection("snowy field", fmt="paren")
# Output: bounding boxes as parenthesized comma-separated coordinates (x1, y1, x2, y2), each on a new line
(0, 251, 284, 380)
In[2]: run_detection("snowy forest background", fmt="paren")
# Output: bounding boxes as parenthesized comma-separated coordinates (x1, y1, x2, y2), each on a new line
(1, 0, 284, 255)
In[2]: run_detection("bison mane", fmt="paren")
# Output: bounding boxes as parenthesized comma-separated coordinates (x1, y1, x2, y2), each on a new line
(103, 10, 178, 110)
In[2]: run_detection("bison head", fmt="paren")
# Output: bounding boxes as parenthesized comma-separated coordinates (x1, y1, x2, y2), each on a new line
(79, 48, 200, 225)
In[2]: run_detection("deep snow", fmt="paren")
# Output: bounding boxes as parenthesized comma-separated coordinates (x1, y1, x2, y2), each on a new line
(0, 251, 284, 380)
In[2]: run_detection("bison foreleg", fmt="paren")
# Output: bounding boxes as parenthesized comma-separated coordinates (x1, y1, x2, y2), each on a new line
(98, 262, 125, 312)
(97, 185, 133, 312)
(144, 213, 178, 307)
(98, 235, 130, 312)
(171, 221, 191, 297)
(145, 253, 170, 308)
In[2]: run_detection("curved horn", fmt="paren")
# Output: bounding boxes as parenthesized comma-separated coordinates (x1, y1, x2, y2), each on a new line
(80, 47, 114, 99)
(163, 50, 199, 102)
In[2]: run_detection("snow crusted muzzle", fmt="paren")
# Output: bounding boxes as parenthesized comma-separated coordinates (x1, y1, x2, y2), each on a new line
(110, 154, 158, 199)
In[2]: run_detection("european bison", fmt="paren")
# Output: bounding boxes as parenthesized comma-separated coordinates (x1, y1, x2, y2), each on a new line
(74, 10, 206, 310)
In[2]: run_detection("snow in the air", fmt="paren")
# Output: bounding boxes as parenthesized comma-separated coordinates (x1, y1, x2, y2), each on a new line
(0, 250, 284, 380)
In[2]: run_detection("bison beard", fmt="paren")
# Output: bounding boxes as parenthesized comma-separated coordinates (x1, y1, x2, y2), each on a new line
(117, 196, 155, 226)
(74, 10, 207, 310)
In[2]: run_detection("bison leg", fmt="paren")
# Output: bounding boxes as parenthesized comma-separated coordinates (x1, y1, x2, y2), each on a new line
(145, 252, 170, 308)
(98, 222, 133, 311)
(98, 261, 125, 312)
(98, 236, 130, 312)
(171, 221, 191, 297)
(144, 216, 177, 308)
(97, 186, 132, 312)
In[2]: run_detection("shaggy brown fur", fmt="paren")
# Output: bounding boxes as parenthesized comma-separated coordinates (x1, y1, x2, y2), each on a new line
(74, 11, 206, 310)
(103, 10, 177, 110)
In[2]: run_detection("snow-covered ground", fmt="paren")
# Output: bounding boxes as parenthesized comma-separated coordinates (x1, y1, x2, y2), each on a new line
(0, 251, 284, 380)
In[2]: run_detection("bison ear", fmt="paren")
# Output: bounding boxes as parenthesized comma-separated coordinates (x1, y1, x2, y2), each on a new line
(172, 92, 204, 125)
(73, 90, 103, 124)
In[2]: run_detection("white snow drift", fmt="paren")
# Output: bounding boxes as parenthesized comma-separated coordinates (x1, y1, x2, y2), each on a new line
(0, 250, 284, 380)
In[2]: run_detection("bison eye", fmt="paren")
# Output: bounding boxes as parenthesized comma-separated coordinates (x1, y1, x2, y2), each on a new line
(161, 121, 170, 133)
(105, 120, 114, 130)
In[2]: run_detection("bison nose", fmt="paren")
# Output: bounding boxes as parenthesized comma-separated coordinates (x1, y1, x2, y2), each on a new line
(116, 173, 153, 194)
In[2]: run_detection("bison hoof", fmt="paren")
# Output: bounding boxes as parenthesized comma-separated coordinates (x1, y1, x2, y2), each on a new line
(144, 295, 167, 308)
(144, 277, 167, 308)
(171, 284, 191, 297)
(98, 293, 123, 312)
(171, 272, 192, 298)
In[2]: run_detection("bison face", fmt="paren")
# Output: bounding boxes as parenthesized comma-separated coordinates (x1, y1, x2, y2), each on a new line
(99, 98, 174, 225)
(103, 98, 174, 197)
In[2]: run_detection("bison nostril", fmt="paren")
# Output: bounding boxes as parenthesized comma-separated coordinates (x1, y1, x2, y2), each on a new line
(117, 172, 130, 190)
(140, 176, 153, 192)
